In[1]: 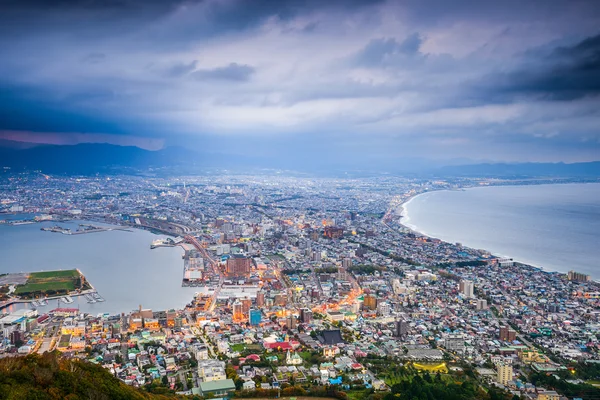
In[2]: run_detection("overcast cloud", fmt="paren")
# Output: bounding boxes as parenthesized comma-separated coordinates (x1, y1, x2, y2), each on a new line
(0, 0, 599, 162)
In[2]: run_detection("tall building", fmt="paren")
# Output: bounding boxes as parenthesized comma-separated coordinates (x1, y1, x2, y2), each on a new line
(241, 297, 252, 315)
(249, 309, 262, 326)
(300, 308, 313, 324)
(394, 320, 409, 337)
(286, 315, 297, 330)
(312, 251, 322, 263)
(342, 258, 352, 268)
(226, 255, 252, 276)
(476, 299, 488, 310)
(459, 280, 474, 298)
(10, 330, 22, 345)
(568, 270, 591, 282)
(499, 326, 517, 342)
(166, 309, 176, 327)
(232, 301, 243, 320)
(256, 291, 265, 307)
(496, 363, 513, 385)
(363, 294, 378, 311)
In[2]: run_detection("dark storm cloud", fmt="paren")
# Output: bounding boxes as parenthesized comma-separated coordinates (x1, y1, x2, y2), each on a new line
(0, 0, 383, 45)
(486, 33, 600, 101)
(0, 0, 599, 162)
(191, 63, 255, 82)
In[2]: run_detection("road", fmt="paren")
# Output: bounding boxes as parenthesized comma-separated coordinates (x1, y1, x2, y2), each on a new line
(191, 326, 217, 358)
(184, 235, 224, 312)
(36, 321, 61, 353)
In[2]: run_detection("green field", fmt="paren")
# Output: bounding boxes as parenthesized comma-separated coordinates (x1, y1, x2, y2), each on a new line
(14, 269, 83, 298)
(14, 281, 76, 294)
(30, 270, 79, 279)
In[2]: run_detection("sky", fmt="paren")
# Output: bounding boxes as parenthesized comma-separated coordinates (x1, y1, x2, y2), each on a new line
(0, 0, 599, 165)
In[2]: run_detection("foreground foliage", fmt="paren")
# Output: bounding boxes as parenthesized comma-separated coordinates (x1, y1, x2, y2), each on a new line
(0, 352, 180, 400)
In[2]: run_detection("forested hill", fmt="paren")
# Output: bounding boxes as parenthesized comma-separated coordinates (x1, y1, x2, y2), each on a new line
(0, 352, 182, 400)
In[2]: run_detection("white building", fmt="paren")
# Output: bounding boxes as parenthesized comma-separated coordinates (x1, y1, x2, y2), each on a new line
(459, 280, 474, 298)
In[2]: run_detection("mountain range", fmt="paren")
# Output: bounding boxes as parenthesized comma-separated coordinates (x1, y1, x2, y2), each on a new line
(1, 140, 599, 178)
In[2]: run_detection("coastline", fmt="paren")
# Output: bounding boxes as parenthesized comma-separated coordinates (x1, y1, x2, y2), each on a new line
(394, 183, 598, 278)
(0, 220, 195, 315)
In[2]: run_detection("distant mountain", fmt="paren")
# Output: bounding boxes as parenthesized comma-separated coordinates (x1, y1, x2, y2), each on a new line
(0, 139, 42, 149)
(0, 142, 198, 174)
(1, 141, 599, 178)
(435, 161, 600, 178)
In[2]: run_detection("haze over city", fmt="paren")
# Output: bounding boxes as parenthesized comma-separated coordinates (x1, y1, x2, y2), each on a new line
(1, 0, 600, 166)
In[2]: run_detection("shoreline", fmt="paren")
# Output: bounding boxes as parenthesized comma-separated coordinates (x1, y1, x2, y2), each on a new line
(394, 182, 598, 278)
(0, 221, 194, 315)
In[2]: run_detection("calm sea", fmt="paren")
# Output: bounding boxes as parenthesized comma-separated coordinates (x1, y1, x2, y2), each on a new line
(403, 183, 600, 278)
(0, 219, 198, 315)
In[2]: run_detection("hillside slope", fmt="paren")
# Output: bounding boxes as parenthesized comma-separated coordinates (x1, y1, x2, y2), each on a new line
(0, 352, 181, 400)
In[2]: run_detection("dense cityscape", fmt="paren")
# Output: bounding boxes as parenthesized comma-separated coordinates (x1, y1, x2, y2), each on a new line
(1, 173, 598, 400)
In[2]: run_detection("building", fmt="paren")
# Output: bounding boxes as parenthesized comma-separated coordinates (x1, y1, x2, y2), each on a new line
(444, 334, 466, 353)
(394, 320, 409, 338)
(476, 299, 488, 310)
(459, 280, 474, 298)
(286, 350, 303, 365)
(496, 363, 513, 385)
(198, 360, 227, 382)
(256, 291, 265, 307)
(377, 301, 391, 316)
(499, 326, 517, 342)
(198, 379, 236, 397)
(241, 297, 252, 315)
(249, 309, 262, 326)
(232, 301, 243, 321)
(497, 258, 514, 267)
(323, 226, 344, 239)
(286, 315, 298, 330)
(226, 255, 252, 276)
(312, 251, 322, 263)
(274, 293, 287, 306)
(536, 390, 561, 400)
(165, 309, 176, 327)
(363, 294, 378, 311)
(9, 330, 22, 345)
(568, 270, 591, 282)
(320, 330, 344, 345)
(299, 308, 313, 324)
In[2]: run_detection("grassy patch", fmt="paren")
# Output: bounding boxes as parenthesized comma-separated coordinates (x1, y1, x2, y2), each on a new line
(231, 344, 246, 352)
(30, 270, 79, 279)
(15, 269, 83, 298)
(15, 281, 75, 294)
(347, 390, 370, 400)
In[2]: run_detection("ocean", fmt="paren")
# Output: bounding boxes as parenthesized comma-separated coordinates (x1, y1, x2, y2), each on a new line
(402, 183, 600, 278)
(0, 219, 198, 315)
